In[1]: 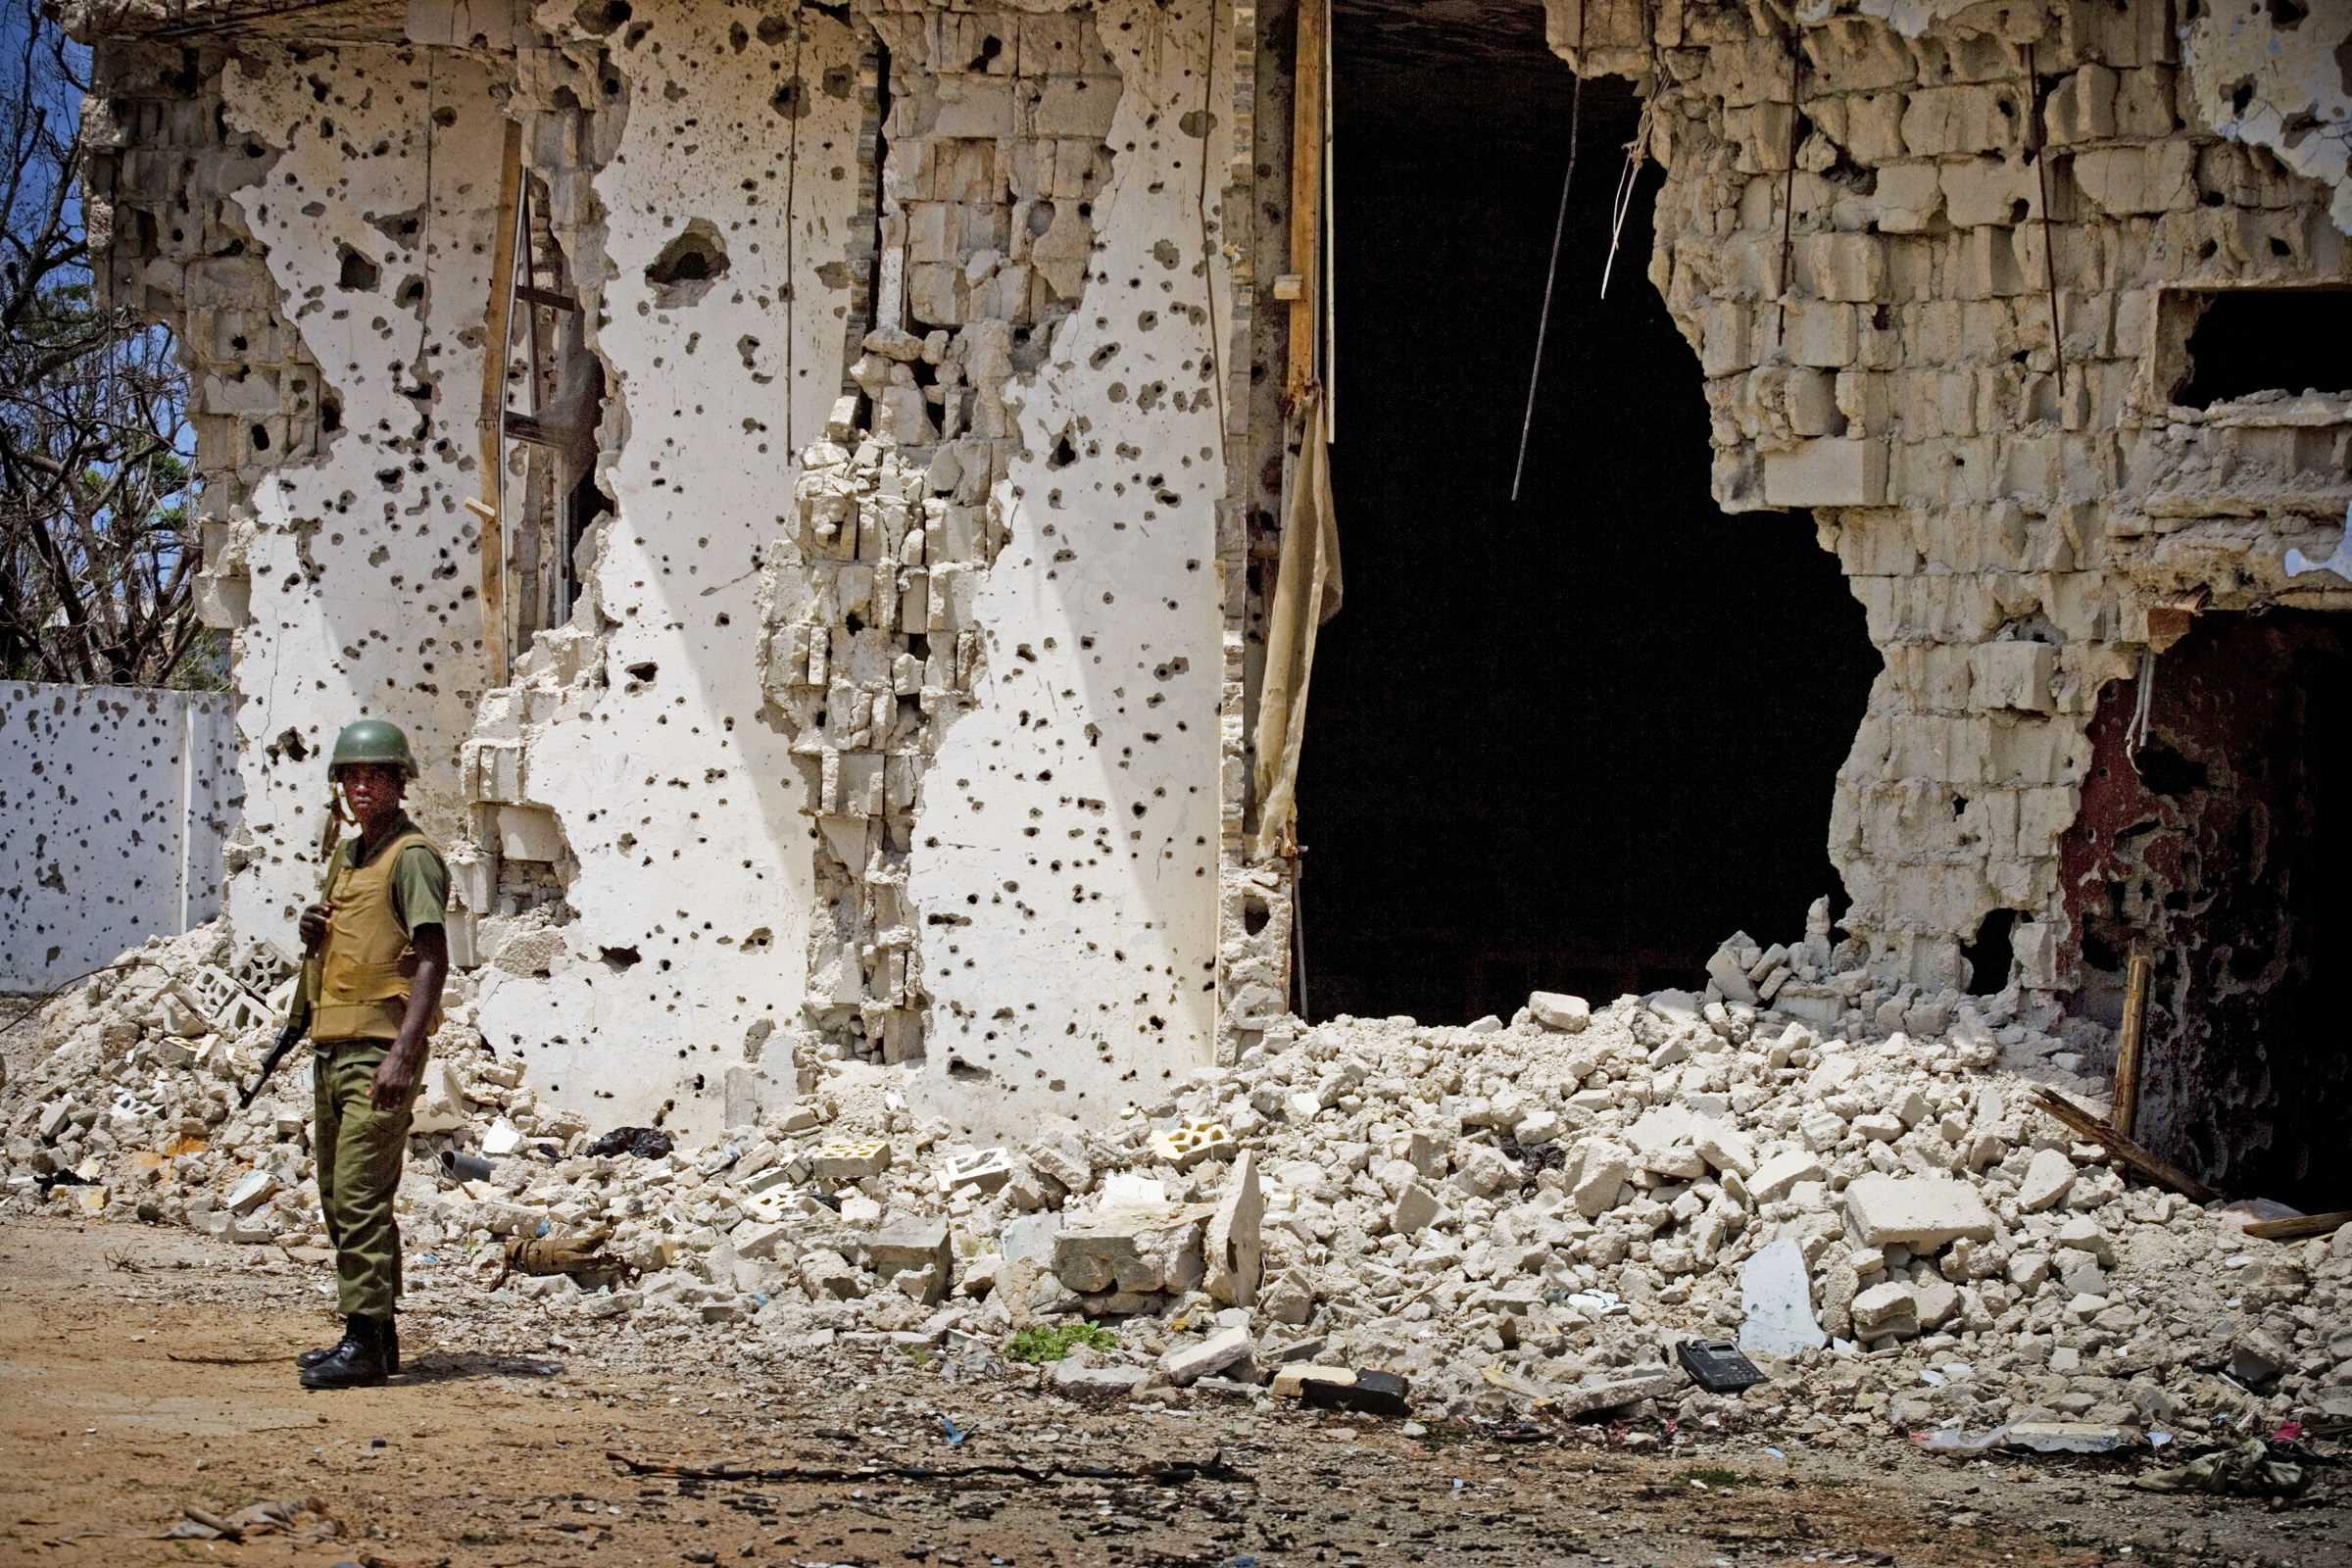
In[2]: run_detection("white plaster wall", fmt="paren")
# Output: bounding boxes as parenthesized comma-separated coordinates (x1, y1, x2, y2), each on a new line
(0, 683, 239, 990)
(218, 46, 507, 957)
(905, 0, 1230, 1138)
(470, 2, 868, 1137)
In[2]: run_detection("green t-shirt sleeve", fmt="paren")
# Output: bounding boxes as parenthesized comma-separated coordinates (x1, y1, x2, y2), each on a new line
(393, 843, 451, 933)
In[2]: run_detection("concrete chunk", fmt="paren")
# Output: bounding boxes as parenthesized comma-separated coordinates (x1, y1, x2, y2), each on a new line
(2018, 1148, 2077, 1212)
(1571, 1144, 1633, 1218)
(1390, 1184, 1443, 1235)
(1527, 992, 1591, 1032)
(1739, 1236, 1826, 1357)
(1851, 1281, 1920, 1338)
(1748, 1149, 1827, 1202)
(1160, 1325, 1252, 1387)
(1052, 1202, 1216, 1296)
(1842, 1174, 1996, 1250)
(1204, 1150, 1263, 1307)
(860, 1218, 951, 1282)
(1694, 1119, 1757, 1178)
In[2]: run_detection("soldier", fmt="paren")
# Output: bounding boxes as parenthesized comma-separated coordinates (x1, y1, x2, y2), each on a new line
(293, 719, 450, 1390)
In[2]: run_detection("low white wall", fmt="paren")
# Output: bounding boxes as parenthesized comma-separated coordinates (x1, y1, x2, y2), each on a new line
(0, 682, 241, 991)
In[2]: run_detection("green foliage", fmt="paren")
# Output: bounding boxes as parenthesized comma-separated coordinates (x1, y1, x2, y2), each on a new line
(1003, 1321, 1120, 1363)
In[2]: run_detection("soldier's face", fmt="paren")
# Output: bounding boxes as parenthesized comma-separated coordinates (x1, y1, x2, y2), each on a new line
(339, 762, 406, 821)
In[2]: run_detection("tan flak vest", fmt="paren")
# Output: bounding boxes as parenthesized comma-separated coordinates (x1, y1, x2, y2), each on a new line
(315, 826, 445, 1043)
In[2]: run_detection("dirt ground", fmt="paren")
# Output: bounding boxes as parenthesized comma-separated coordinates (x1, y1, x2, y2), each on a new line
(0, 1217, 2339, 1568)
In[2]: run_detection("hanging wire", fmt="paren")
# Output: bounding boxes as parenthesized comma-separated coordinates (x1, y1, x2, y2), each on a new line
(1596, 100, 1651, 299)
(1509, 5, 1586, 503)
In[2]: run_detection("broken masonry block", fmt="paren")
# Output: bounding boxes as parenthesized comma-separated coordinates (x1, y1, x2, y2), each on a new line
(1842, 1174, 1996, 1250)
(800, 1250, 865, 1299)
(1052, 1361, 1150, 1396)
(1527, 991, 1591, 1032)
(1160, 1325, 1253, 1387)
(1025, 1128, 1093, 1192)
(861, 1217, 953, 1282)
(1148, 1118, 1236, 1170)
(1747, 1149, 1829, 1203)
(939, 1148, 1016, 1194)
(1269, 1362, 1355, 1398)
(1739, 1237, 1827, 1358)
(1704, 947, 1759, 1005)
(1051, 1202, 1217, 1296)
(1850, 1281, 1922, 1339)
(809, 1140, 892, 1183)
(1389, 1184, 1443, 1236)
(2017, 1148, 2078, 1212)
(1694, 1120, 1758, 1179)
(1203, 1149, 1263, 1307)
(225, 1168, 278, 1215)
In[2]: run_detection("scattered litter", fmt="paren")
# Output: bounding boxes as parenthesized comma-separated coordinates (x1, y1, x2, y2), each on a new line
(2135, 1438, 2314, 1498)
(583, 1126, 672, 1160)
(1676, 1340, 1765, 1395)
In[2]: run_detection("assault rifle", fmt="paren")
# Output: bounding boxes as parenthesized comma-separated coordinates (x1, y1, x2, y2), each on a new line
(237, 791, 344, 1108)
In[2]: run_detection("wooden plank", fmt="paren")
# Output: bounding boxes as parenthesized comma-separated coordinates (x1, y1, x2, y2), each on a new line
(2032, 1087, 2218, 1204)
(476, 118, 524, 690)
(502, 411, 579, 450)
(514, 283, 578, 313)
(2113, 952, 2151, 1136)
(2242, 1210, 2352, 1242)
(1285, 0, 1323, 408)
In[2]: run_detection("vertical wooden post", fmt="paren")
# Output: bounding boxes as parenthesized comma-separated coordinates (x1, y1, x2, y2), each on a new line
(1285, 0, 1324, 409)
(2114, 951, 2151, 1136)
(476, 119, 524, 689)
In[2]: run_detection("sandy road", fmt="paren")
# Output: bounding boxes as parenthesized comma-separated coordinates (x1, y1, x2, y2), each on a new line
(0, 1216, 2334, 1568)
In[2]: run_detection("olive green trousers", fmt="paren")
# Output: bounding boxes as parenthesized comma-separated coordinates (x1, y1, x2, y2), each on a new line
(312, 1039, 421, 1319)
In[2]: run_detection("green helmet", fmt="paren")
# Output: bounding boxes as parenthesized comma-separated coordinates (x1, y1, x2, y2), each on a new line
(328, 718, 419, 779)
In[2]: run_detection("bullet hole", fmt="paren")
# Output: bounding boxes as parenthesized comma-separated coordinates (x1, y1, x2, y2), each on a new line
(1178, 108, 1214, 138)
(728, 21, 748, 50)
(1089, 342, 1120, 369)
(600, 945, 642, 971)
(320, 398, 341, 432)
(1028, 200, 1057, 238)
(821, 64, 853, 99)
(645, 221, 729, 307)
(250, 423, 270, 451)
(1131, 802, 1147, 817)
(770, 77, 808, 120)
(948, 1056, 992, 1082)
(1952, 794, 1970, 818)
(2229, 77, 2255, 117)
(336, 244, 379, 290)
(844, 612, 864, 634)
(1048, 432, 1077, 468)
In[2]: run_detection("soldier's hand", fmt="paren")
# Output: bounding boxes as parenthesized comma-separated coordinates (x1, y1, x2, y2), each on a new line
(370, 1050, 419, 1112)
(299, 902, 333, 949)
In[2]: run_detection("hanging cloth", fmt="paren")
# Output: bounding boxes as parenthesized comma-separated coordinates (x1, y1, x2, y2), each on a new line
(1251, 387, 1344, 862)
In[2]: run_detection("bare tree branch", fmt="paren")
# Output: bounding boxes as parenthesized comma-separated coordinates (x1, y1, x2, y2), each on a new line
(1, 0, 208, 688)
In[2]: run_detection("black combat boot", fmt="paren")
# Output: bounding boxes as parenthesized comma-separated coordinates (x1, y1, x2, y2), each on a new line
(299, 1314, 391, 1390)
(297, 1316, 399, 1373)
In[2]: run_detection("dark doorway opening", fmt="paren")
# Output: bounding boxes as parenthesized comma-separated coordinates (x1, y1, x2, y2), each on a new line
(1297, 0, 1880, 1025)
(2061, 612, 2349, 1211)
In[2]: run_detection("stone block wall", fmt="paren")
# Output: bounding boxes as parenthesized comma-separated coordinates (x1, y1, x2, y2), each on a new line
(1553, 0, 2352, 1006)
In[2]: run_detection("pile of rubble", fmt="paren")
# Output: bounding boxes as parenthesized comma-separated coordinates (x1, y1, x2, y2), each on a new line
(4, 909, 2348, 1450)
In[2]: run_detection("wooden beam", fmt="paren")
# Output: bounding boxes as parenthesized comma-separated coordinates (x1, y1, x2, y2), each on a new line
(2032, 1087, 2218, 1204)
(1285, 0, 1324, 409)
(2113, 951, 2151, 1137)
(2242, 1210, 2352, 1242)
(476, 118, 524, 690)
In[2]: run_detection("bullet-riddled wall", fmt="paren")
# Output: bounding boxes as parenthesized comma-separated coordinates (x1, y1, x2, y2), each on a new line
(79, 0, 1231, 1142)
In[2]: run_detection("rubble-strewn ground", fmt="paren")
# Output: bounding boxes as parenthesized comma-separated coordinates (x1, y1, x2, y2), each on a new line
(7, 912, 2352, 1568)
(5, 1216, 2342, 1568)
